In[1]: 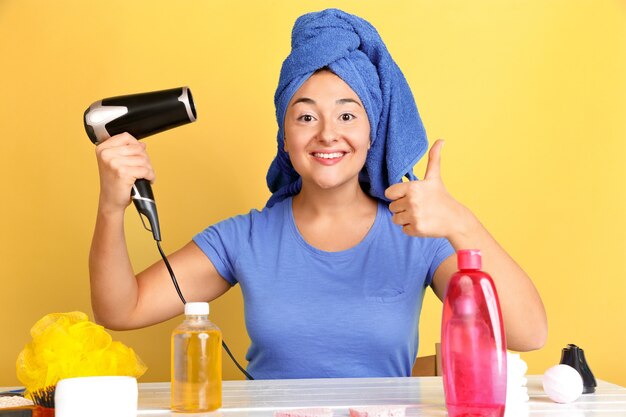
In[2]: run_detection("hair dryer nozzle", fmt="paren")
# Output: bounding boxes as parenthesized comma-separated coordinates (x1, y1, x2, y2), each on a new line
(83, 86, 196, 143)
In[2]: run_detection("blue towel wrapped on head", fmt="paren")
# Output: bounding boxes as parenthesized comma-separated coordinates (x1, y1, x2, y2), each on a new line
(266, 8, 428, 207)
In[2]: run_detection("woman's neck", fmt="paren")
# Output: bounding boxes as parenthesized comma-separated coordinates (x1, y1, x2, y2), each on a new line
(293, 180, 376, 218)
(291, 180, 378, 252)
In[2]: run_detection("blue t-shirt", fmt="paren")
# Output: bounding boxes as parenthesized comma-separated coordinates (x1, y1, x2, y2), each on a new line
(193, 197, 454, 379)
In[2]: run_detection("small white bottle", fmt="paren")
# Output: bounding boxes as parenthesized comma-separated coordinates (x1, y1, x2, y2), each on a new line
(171, 302, 222, 412)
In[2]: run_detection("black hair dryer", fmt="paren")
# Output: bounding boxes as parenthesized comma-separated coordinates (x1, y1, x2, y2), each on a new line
(83, 87, 197, 241)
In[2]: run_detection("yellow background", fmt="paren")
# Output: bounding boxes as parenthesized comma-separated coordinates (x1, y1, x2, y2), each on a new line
(1, 0, 624, 387)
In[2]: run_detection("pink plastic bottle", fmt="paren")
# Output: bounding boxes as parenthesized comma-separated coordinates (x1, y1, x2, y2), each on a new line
(441, 249, 507, 417)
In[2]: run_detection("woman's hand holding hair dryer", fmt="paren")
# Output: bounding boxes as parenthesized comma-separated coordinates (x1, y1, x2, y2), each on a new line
(95, 132, 155, 215)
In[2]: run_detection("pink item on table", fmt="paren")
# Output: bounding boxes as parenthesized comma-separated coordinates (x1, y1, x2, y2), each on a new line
(274, 408, 333, 417)
(441, 249, 507, 417)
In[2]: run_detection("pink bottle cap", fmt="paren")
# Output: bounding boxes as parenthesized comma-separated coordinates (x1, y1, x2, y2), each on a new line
(457, 249, 482, 270)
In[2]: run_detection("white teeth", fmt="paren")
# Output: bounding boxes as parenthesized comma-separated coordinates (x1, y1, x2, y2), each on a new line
(313, 152, 344, 159)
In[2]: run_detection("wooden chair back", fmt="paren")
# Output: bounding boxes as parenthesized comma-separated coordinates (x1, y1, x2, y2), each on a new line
(411, 343, 442, 376)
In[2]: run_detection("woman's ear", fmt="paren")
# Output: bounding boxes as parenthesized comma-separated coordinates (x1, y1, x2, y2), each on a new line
(283, 136, 289, 152)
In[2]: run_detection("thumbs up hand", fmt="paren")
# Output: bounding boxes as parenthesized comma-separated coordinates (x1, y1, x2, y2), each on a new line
(384, 139, 470, 238)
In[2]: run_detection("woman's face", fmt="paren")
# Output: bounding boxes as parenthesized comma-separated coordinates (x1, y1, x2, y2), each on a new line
(283, 70, 371, 192)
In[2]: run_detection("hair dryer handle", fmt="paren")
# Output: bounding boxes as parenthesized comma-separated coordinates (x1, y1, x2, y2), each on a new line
(131, 179, 161, 241)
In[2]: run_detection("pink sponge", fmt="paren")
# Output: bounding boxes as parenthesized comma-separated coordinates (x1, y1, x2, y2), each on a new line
(274, 408, 334, 417)
(349, 406, 406, 417)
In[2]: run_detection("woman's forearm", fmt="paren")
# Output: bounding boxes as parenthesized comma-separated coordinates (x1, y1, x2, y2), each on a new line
(89, 206, 139, 329)
(447, 208, 548, 351)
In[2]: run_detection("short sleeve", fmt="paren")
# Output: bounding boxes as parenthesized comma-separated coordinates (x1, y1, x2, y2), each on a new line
(192, 213, 253, 285)
(425, 237, 455, 287)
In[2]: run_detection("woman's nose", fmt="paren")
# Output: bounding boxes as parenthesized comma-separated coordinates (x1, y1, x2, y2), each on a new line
(318, 120, 337, 144)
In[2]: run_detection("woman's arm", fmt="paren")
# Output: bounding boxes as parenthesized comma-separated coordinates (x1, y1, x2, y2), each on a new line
(89, 133, 230, 330)
(431, 227, 547, 351)
(385, 139, 547, 351)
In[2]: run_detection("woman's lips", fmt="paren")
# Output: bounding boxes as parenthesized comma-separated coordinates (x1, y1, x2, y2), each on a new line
(310, 151, 347, 165)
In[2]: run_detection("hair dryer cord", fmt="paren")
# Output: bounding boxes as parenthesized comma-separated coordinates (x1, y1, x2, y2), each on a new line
(157, 241, 187, 304)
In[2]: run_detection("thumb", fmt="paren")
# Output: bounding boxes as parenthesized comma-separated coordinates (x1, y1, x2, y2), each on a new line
(424, 139, 445, 180)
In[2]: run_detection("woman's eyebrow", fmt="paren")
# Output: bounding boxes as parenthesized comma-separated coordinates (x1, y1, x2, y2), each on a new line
(291, 97, 316, 106)
(336, 98, 362, 107)
(291, 97, 362, 107)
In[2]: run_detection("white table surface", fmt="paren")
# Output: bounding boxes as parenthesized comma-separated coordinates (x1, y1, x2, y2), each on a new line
(137, 376, 626, 416)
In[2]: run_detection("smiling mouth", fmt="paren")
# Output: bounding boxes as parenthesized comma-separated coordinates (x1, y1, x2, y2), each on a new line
(311, 152, 346, 159)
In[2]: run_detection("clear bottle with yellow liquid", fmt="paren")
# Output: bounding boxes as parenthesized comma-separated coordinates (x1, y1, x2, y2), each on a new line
(171, 302, 222, 412)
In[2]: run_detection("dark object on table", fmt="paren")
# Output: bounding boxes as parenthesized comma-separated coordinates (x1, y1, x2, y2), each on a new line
(560, 343, 597, 394)
(0, 406, 54, 417)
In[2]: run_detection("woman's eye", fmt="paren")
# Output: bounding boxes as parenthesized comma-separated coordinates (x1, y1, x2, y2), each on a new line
(297, 114, 315, 122)
(340, 113, 355, 122)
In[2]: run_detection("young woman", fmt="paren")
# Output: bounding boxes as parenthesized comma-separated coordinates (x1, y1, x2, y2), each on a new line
(89, 9, 547, 379)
